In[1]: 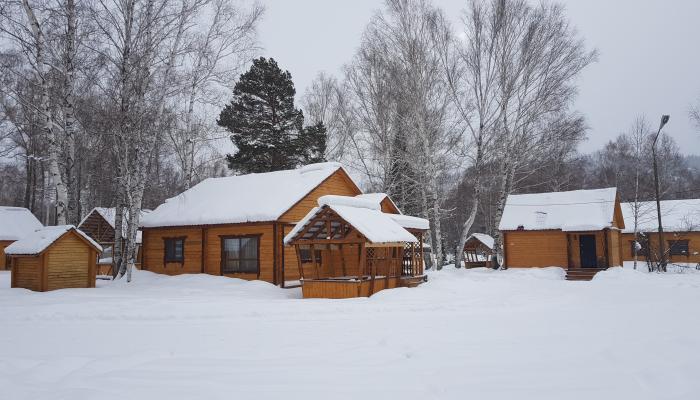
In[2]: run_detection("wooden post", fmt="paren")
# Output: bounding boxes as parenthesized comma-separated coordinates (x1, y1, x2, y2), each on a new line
(310, 243, 319, 279)
(294, 245, 305, 281)
(339, 243, 347, 277)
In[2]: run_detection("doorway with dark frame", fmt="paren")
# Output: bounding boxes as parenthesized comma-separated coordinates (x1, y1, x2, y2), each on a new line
(579, 234, 598, 268)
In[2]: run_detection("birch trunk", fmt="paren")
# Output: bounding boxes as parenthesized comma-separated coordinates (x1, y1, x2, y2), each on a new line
(64, 0, 79, 224)
(454, 134, 484, 269)
(22, 0, 68, 225)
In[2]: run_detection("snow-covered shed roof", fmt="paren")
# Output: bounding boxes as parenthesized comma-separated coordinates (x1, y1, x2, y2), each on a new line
(355, 193, 402, 214)
(141, 162, 357, 228)
(498, 187, 620, 232)
(284, 195, 428, 245)
(0, 207, 43, 241)
(621, 199, 700, 233)
(79, 207, 150, 243)
(4, 225, 102, 256)
(466, 233, 494, 250)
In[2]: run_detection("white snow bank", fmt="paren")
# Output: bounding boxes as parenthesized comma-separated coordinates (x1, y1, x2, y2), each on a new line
(4, 225, 102, 255)
(621, 199, 700, 233)
(3, 266, 700, 399)
(499, 187, 618, 231)
(0, 206, 43, 241)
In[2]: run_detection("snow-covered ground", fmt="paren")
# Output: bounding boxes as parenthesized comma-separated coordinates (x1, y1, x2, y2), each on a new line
(2, 266, 700, 400)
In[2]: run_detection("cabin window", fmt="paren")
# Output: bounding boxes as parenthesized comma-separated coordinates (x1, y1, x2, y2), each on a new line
(164, 238, 185, 262)
(668, 240, 689, 256)
(222, 236, 259, 274)
(299, 248, 322, 264)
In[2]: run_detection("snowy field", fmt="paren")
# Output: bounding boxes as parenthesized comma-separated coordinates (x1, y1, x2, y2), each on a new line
(2, 267, 700, 400)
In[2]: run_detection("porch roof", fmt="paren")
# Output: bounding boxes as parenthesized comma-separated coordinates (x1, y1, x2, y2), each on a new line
(284, 195, 428, 245)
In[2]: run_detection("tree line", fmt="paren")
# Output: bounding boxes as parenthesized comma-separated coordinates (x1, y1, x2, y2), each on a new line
(1, 0, 699, 275)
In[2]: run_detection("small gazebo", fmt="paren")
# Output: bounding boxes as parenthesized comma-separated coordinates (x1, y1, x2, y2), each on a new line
(462, 233, 494, 268)
(284, 195, 429, 299)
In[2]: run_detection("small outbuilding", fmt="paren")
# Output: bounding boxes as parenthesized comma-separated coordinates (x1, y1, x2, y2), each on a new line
(499, 188, 625, 280)
(6, 225, 102, 292)
(284, 195, 429, 298)
(0, 206, 43, 270)
(462, 233, 494, 268)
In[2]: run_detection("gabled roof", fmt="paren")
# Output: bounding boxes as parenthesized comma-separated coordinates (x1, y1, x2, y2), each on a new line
(284, 195, 428, 245)
(499, 188, 620, 232)
(141, 163, 358, 228)
(621, 199, 700, 233)
(0, 207, 43, 241)
(466, 233, 494, 250)
(4, 225, 102, 256)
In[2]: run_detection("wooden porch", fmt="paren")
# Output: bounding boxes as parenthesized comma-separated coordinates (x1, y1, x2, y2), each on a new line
(564, 228, 622, 281)
(285, 202, 428, 298)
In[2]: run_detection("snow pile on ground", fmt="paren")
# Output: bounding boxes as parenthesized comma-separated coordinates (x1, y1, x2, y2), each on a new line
(2, 266, 700, 400)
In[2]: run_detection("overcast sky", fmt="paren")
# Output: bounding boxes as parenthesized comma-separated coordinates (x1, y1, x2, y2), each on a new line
(258, 0, 700, 155)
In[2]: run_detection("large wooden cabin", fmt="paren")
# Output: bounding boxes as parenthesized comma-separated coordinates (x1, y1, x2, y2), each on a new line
(140, 163, 373, 286)
(0, 207, 43, 270)
(499, 188, 625, 280)
(6, 225, 102, 292)
(285, 195, 429, 298)
(621, 199, 700, 266)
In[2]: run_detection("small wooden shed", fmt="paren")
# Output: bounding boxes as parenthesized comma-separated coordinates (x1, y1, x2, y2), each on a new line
(6, 225, 103, 292)
(285, 195, 429, 299)
(462, 233, 494, 268)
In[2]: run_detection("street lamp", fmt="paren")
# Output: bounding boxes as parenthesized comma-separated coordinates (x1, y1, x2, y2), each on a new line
(652, 114, 670, 272)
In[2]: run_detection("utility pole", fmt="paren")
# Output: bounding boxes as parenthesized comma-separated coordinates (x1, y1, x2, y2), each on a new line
(652, 115, 670, 272)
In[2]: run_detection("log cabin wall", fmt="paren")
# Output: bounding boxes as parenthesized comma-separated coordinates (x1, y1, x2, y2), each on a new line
(142, 224, 276, 281)
(620, 231, 700, 264)
(11, 256, 41, 291)
(503, 230, 569, 268)
(46, 233, 96, 290)
(279, 169, 361, 222)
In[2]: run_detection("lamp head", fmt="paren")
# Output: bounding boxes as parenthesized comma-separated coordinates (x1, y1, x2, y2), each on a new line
(660, 115, 670, 129)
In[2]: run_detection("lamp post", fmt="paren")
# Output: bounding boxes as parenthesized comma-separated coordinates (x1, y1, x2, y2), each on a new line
(652, 114, 670, 272)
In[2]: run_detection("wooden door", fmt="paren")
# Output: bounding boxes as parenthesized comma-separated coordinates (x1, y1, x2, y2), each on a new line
(579, 234, 597, 268)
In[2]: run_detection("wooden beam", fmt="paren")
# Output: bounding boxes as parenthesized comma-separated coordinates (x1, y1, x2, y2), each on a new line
(339, 243, 347, 277)
(310, 243, 319, 279)
(295, 244, 305, 281)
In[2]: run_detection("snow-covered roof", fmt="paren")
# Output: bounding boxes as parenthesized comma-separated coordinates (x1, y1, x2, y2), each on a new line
(498, 188, 619, 232)
(0, 207, 43, 241)
(4, 225, 102, 256)
(355, 193, 402, 214)
(284, 195, 428, 245)
(466, 233, 494, 250)
(141, 162, 354, 228)
(621, 199, 700, 233)
(388, 214, 430, 230)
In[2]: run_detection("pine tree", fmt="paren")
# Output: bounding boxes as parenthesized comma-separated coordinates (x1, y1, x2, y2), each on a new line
(218, 57, 325, 174)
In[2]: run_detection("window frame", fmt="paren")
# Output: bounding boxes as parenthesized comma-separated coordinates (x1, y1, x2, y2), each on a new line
(668, 240, 690, 256)
(220, 234, 261, 275)
(163, 237, 186, 263)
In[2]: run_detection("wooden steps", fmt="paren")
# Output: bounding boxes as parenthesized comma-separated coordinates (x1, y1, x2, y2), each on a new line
(565, 268, 606, 281)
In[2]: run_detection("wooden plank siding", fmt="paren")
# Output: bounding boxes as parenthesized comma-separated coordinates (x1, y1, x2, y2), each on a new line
(0, 240, 13, 270)
(45, 234, 95, 291)
(140, 168, 363, 285)
(621, 231, 700, 264)
(12, 256, 41, 291)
